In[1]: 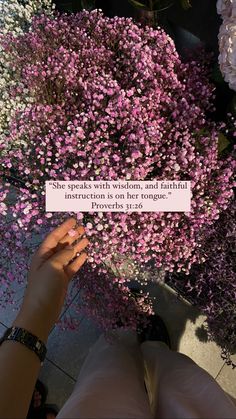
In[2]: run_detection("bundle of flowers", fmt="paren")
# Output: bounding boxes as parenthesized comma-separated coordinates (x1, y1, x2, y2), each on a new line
(0, 7, 235, 331)
(61, 264, 154, 332)
(217, 0, 236, 92)
(0, 0, 55, 162)
(167, 196, 236, 365)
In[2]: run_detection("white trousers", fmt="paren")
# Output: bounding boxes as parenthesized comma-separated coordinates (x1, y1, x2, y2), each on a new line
(57, 331, 236, 419)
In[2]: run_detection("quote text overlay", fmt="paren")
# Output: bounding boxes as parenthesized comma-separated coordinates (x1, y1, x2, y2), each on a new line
(46, 181, 191, 212)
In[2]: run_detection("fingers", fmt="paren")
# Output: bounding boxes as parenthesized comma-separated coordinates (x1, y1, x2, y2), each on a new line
(31, 218, 90, 280)
(56, 225, 85, 250)
(41, 217, 77, 252)
(73, 237, 90, 254)
(49, 246, 76, 268)
(32, 217, 77, 267)
(49, 237, 90, 269)
(65, 252, 88, 280)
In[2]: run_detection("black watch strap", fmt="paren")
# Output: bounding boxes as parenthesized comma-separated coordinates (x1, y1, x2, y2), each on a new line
(0, 327, 47, 365)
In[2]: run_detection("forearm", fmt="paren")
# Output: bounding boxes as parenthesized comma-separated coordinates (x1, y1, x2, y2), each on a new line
(0, 218, 87, 418)
(0, 310, 51, 419)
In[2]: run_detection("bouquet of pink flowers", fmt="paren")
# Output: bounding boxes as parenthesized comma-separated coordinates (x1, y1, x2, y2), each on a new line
(0, 8, 235, 331)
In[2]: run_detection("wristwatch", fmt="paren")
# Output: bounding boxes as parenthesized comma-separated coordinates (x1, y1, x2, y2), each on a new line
(0, 326, 47, 366)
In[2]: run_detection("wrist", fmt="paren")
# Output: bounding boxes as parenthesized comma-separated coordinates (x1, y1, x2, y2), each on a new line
(12, 309, 52, 344)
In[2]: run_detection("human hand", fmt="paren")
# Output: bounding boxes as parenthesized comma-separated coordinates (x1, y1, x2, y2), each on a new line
(13, 217, 89, 342)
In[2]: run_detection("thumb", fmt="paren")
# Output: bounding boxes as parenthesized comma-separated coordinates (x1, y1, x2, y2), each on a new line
(48, 245, 75, 268)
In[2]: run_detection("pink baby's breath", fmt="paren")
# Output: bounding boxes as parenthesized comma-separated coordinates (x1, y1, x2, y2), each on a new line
(0, 9, 235, 331)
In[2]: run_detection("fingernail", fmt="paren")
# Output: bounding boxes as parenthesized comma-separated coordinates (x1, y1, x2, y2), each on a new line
(68, 229, 77, 237)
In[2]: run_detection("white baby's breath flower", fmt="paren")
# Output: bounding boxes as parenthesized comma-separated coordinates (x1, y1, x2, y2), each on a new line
(218, 15, 236, 92)
(174, 163, 180, 172)
(0, 0, 54, 148)
(217, 0, 236, 18)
